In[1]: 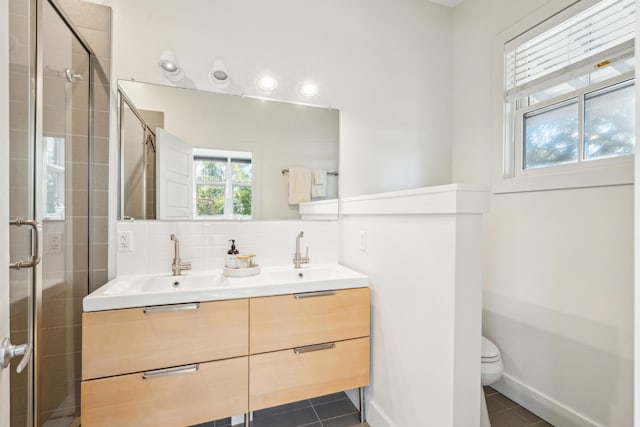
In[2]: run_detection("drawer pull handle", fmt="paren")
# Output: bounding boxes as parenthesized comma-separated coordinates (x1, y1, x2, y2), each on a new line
(143, 302, 200, 313)
(294, 342, 336, 354)
(143, 364, 199, 379)
(294, 290, 336, 299)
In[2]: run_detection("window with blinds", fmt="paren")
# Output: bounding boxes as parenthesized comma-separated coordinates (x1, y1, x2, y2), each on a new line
(505, 0, 634, 96)
(502, 0, 635, 181)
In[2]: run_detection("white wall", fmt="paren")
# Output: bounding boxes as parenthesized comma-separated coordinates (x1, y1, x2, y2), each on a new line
(116, 220, 339, 275)
(340, 185, 489, 427)
(107, 0, 453, 197)
(452, 0, 633, 426)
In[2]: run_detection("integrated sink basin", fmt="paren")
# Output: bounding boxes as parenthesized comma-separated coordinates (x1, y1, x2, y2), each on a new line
(83, 264, 369, 312)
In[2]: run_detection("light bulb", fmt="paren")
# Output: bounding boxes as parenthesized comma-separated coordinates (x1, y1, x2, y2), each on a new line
(258, 75, 278, 91)
(158, 51, 180, 74)
(299, 82, 319, 97)
(157, 50, 184, 82)
(209, 60, 231, 88)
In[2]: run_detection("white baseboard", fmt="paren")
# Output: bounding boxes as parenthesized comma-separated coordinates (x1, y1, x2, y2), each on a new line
(345, 388, 396, 427)
(366, 398, 397, 427)
(494, 373, 603, 427)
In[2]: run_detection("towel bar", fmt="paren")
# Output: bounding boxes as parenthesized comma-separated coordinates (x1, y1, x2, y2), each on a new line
(281, 169, 338, 176)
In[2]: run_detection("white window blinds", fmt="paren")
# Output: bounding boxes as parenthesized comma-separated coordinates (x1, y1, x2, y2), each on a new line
(505, 0, 635, 97)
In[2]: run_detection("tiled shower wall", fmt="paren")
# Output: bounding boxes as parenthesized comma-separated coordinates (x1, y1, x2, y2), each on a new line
(116, 220, 339, 276)
(55, 0, 111, 293)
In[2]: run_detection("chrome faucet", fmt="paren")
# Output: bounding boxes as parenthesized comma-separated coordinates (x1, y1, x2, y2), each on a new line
(293, 231, 310, 269)
(170, 234, 191, 276)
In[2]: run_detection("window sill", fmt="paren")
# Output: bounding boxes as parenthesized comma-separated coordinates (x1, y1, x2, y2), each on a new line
(492, 156, 634, 194)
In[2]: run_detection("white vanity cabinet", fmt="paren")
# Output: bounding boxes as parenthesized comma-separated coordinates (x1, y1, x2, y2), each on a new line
(80, 286, 370, 426)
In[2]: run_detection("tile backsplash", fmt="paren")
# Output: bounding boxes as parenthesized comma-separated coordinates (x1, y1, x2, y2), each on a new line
(116, 220, 339, 276)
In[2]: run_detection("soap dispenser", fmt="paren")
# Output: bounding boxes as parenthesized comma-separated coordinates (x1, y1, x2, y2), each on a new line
(226, 239, 239, 269)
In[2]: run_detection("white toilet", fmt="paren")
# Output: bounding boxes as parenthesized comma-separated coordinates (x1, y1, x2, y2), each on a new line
(480, 336, 504, 427)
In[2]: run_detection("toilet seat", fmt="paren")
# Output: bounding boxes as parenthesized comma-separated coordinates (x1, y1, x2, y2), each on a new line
(481, 336, 501, 363)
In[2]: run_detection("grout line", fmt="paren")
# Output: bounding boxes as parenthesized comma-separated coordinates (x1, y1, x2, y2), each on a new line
(309, 403, 323, 427)
(317, 411, 359, 423)
(311, 396, 350, 407)
(254, 401, 313, 419)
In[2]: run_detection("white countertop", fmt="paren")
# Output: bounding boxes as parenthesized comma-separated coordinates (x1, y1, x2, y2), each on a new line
(83, 263, 369, 312)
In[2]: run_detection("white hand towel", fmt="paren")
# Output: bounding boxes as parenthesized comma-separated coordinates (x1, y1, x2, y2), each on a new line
(288, 167, 312, 204)
(311, 169, 327, 198)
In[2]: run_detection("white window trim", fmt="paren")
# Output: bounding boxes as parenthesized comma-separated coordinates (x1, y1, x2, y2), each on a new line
(514, 74, 634, 177)
(492, 0, 635, 194)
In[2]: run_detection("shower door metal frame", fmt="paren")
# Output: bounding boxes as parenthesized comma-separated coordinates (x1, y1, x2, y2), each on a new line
(5, 0, 38, 425)
(117, 87, 157, 220)
(33, 1, 96, 425)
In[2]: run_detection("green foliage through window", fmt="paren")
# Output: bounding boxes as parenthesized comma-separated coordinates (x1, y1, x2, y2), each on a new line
(194, 153, 252, 218)
(196, 185, 224, 215)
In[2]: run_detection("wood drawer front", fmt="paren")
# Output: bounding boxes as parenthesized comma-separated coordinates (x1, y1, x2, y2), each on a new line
(249, 337, 369, 411)
(82, 299, 248, 380)
(81, 356, 248, 427)
(250, 287, 370, 354)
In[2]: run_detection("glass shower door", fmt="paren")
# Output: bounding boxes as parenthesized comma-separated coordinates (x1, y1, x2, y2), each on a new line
(8, 1, 91, 426)
(38, 2, 90, 425)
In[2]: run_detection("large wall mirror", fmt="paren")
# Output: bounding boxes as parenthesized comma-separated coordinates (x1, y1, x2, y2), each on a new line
(117, 80, 340, 221)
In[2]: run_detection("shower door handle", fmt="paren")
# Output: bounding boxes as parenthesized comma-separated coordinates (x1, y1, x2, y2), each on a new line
(0, 338, 31, 373)
(9, 218, 40, 270)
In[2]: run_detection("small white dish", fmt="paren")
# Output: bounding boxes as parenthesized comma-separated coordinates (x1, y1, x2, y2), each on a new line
(223, 265, 261, 277)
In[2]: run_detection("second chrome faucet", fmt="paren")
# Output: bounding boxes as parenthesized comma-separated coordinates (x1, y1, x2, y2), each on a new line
(170, 234, 191, 276)
(293, 231, 310, 269)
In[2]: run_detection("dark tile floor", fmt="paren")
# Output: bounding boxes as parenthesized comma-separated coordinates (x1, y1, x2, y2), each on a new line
(193, 387, 551, 427)
(192, 392, 368, 427)
(485, 386, 553, 427)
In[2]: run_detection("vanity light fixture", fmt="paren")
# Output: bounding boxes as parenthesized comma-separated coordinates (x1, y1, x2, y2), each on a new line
(209, 59, 231, 88)
(298, 81, 319, 98)
(158, 50, 184, 82)
(256, 73, 278, 92)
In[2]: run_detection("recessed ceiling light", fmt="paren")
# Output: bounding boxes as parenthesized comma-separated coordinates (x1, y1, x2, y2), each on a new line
(299, 82, 319, 97)
(257, 74, 278, 92)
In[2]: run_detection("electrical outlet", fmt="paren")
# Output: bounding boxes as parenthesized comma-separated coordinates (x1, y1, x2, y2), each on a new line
(119, 231, 133, 251)
(47, 232, 62, 254)
(359, 231, 366, 252)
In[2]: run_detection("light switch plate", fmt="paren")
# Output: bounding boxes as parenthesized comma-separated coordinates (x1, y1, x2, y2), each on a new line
(359, 231, 366, 252)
